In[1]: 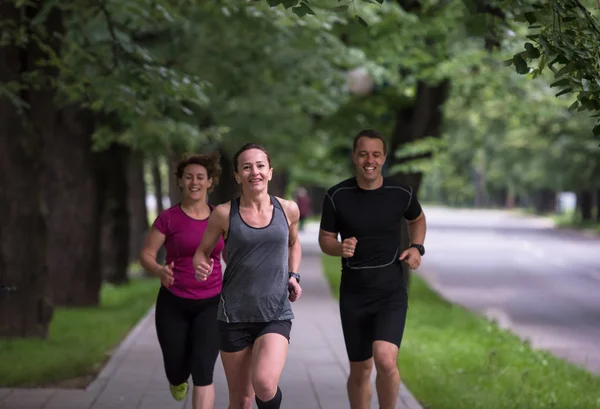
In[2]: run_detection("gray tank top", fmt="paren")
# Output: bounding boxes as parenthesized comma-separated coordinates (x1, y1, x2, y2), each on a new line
(217, 195, 294, 323)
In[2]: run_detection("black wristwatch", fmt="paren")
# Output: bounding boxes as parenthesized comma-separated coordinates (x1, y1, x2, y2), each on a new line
(409, 244, 425, 256)
(289, 272, 301, 283)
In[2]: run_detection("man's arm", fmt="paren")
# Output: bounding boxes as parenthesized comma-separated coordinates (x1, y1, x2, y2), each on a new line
(407, 211, 426, 245)
(399, 190, 427, 269)
(318, 230, 343, 257)
(404, 188, 427, 246)
(318, 191, 343, 256)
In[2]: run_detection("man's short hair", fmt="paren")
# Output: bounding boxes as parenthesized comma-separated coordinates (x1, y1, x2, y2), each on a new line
(352, 129, 387, 154)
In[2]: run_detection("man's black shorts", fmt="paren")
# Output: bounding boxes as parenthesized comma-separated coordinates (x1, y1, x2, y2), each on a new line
(339, 283, 407, 362)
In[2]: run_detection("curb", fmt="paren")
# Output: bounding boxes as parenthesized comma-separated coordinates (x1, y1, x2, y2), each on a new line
(85, 305, 156, 396)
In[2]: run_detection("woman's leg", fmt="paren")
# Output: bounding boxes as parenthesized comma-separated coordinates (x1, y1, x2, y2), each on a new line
(251, 321, 291, 409)
(220, 348, 254, 409)
(189, 297, 220, 409)
(154, 287, 192, 399)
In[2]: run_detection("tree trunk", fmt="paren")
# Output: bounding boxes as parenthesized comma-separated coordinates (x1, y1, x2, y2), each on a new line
(532, 189, 556, 215)
(388, 80, 450, 287)
(0, 2, 58, 338)
(209, 148, 238, 205)
(98, 144, 131, 285)
(149, 155, 166, 265)
(151, 155, 165, 214)
(46, 106, 102, 307)
(577, 191, 593, 221)
(389, 80, 450, 194)
(168, 153, 183, 206)
(505, 188, 516, 209)
(490, 186, 507, 208)
(127, 151, 148, 264)
(270, 169, 289, 198)
(596, 190, 600, 222)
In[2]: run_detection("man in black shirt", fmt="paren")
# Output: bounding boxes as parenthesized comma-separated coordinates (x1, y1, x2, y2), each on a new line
(319, 129, 427, 409)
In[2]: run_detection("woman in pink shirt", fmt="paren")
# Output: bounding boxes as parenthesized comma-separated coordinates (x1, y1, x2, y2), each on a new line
(140, 152, 224, 409)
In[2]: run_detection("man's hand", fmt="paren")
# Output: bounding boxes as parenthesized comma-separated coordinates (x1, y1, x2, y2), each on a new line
(195, 259, 214, 281)
(399, 247, 421, 270)
(288, 278, 302, 302)
(341, 237, 358, 258)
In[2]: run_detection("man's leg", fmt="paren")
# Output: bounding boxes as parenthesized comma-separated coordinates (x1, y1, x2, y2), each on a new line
(340, 292, 374, 409)
(348, 359, 373, 409)
(373, 341, 400, 409)
(372, 302, 408, 409)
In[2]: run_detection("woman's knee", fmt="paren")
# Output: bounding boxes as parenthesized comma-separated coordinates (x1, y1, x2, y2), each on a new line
(252, 374, 279, 402)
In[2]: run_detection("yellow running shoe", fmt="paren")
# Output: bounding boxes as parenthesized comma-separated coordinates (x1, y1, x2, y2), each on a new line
(169, 382, 188, 401)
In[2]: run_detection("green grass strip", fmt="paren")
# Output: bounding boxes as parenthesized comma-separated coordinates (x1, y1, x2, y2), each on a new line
(0, 277, 159, 387)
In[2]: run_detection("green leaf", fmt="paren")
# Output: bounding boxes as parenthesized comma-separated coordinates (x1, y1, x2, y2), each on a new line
(555, 88, 571, 97)
(330, 5, 348, 12)
(355, 15, 368, 26)
(281, 0, 299, 8)
(462, 0, 477, 14)
(464, 14, 489, 37)
(550, 78, 570, 88)
(524, 12, 536, 25)
(292, 2, 315, 17)
(266, 0, 282, 7)
(524, 43, 540, 59)
(513, 54, 529, 75)
(568, 101, 580, 111)
(593, 122, 600, 137)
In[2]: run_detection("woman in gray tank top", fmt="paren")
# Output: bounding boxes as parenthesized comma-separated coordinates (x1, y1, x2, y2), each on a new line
(192, 143, 303, 409)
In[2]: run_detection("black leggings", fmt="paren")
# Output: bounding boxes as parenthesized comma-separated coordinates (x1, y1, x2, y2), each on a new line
(155, 286, 220, 386)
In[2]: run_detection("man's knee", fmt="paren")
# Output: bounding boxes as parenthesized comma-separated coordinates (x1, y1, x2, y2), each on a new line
(349, 359, 373, 384)
(373, 341, 399, 376)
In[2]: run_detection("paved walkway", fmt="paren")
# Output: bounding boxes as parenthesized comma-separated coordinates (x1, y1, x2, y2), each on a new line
(0, 224, 422, 409)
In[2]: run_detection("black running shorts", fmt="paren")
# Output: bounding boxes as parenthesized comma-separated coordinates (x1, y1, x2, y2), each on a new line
(218, 319, 292, 353)
(339, 285, 408, 362)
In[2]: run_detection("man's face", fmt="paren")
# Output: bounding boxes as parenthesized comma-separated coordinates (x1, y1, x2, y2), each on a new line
(352, 136, 386, 182)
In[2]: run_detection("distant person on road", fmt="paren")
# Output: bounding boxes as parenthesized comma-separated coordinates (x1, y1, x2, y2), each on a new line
(318, 129, 427, 409)
(294, 187, 312, 231)
(140, 152, 224, 409)
(193, 143, 303, 409)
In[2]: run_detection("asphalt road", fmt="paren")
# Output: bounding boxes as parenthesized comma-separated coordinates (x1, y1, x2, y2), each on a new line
(419, 206, 600, 374)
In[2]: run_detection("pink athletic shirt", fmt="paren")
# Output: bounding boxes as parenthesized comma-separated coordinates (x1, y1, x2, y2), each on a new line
(152, 204, 224, 299)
